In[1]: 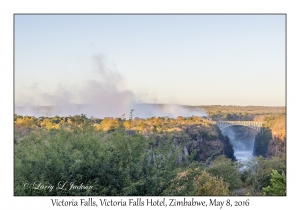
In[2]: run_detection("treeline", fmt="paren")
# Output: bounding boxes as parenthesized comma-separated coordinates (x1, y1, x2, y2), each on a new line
(14, 114, 216, 137)
(14, 114, 236, 163)
(197, 105, 285, 121)
(14, 114, 286, 196)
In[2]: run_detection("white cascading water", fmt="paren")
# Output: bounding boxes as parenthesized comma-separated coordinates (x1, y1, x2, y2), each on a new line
(221, 127, 256, 163)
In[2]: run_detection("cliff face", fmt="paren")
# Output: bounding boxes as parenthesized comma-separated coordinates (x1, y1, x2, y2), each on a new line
(154, 123, 236, 163)
(266, 117, 286, 158)
(182, 132, 235, 163)
(266, 136, 286, 158)
(253, 115, 286, 158)
(253, 129, 272, 157)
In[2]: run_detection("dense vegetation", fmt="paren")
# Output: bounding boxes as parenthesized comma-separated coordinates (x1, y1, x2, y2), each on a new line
(199, 105, 285, 121)
(14, 106, 286, 196)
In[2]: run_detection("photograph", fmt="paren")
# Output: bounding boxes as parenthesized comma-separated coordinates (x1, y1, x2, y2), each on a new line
(14, 14, 286, 197)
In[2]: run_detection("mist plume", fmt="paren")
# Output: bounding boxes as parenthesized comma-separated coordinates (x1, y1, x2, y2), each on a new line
(15, 54, 207, 118)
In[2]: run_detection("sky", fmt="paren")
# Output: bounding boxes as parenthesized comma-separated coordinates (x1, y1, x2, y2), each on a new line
(15, 14, 286, 116)
(3, 1, 299, 209)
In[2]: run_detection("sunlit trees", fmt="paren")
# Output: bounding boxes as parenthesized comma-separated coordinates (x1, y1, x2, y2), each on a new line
(123, 120, 132, 130)
(136, 120, 147, 132)
(163, 167, 229, 196)
(15, 116, 37, 128)
(40, 118, 58, 129)
(97, 117, 120, 131)
(14, 108, 286, 196)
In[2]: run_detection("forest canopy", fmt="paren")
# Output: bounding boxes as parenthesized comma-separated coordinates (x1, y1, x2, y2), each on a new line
(14, 105, 286, 196)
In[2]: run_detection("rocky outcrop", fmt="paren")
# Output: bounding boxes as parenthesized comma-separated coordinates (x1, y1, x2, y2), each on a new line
(253, 128, 272, 157)
(253, 115, 286, 158)
(154, 124, 236, 163)
(266, 136, 286, 158)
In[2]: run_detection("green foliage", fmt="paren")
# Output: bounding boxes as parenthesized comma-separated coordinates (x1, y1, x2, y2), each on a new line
(14, 122, 182, 196)
(163, 166, 229, 196)
(14, 109, 286, 196)
(241, 156, 286, 195)
(15, 127, 104, 195)
(207, 155, 241, 191)
(141, 136, 182, 195)
(69, 114, 91, 127)
(201, 105, 285, 121)
(262, 170, 286, 196)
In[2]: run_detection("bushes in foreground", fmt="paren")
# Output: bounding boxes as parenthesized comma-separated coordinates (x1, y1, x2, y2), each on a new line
(14, 116, 286, 196)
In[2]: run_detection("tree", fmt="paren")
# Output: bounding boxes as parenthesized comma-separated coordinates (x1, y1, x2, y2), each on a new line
(262, 170, 286, 196)
(129, 109, 134, 120)
(193, 170, 229, 196)
(241, 156, 286, 194)
(15, 117, 37, 128)
(163, 167, 229, 196)
(207, 155, 241, 191)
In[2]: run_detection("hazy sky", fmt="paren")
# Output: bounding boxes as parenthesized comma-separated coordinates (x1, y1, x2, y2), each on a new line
(15, 14, 285, 107)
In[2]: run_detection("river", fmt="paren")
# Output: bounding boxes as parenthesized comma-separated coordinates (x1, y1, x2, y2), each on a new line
(221, 126, 256, 165)
(234, 150, 253, 162)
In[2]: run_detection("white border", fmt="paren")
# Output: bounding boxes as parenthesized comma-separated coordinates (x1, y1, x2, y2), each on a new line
(1, 0, 298, 209)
